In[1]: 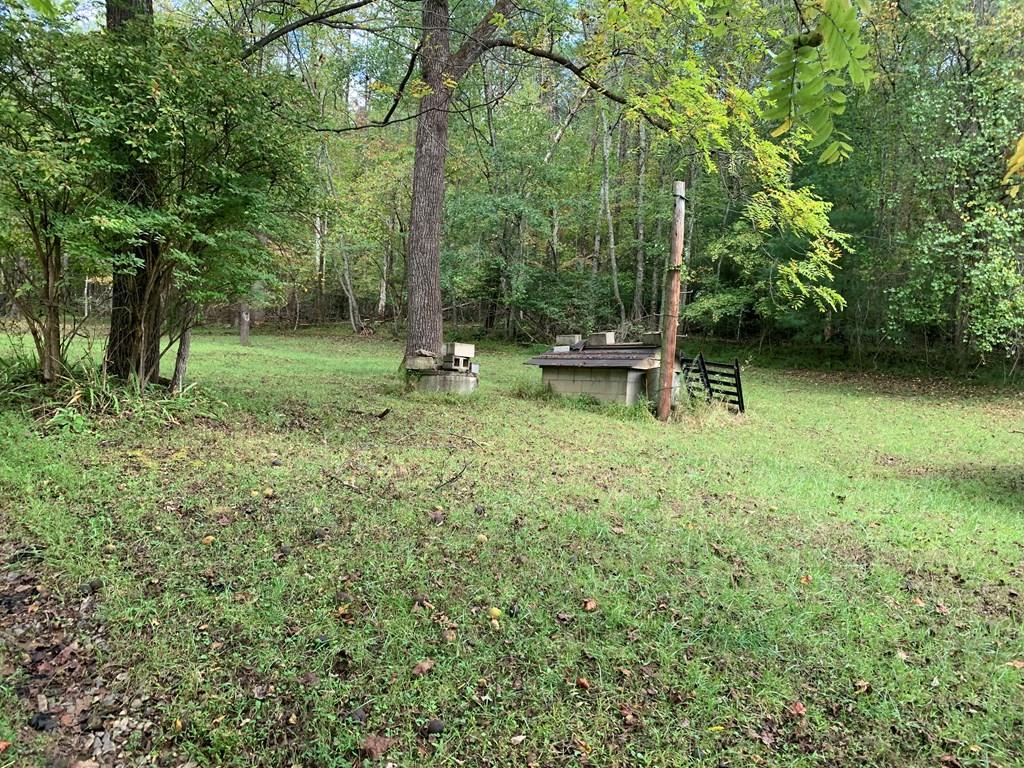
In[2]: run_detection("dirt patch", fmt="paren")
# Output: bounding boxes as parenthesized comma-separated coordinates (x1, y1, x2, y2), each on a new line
(0, 545, 161, 767)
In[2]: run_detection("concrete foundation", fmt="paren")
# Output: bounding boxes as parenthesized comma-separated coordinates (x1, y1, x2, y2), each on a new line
(415, 370, 479, 395)
(541, 366, 679, 406)
(541, 367, 645, 404)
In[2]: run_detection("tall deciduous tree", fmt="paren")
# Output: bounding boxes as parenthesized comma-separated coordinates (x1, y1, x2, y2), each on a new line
(104, 0, 162, 384)
(402, 0, 512, 368)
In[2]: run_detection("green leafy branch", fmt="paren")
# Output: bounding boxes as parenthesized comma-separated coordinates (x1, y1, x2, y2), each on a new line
(764, 0, 872, 163)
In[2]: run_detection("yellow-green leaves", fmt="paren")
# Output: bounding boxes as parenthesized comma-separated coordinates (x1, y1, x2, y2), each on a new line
(1004, 134, 1024, 198)
(764, 0, 872, 162)
(19, 0, 59, 17)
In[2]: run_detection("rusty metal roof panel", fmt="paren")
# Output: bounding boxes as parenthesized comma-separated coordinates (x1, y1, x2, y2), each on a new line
(526, 346, 662, 369)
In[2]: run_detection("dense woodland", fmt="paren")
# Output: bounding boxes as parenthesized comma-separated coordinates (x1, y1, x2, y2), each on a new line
(1, 0, 1023, 388)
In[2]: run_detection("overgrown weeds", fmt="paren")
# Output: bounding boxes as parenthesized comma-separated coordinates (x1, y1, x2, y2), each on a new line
(0, 355, 209, 433)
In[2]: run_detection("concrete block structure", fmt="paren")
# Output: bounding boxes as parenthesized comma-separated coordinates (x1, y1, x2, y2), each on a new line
(526, 335, 682, 407)
(410, 341, 479, 394)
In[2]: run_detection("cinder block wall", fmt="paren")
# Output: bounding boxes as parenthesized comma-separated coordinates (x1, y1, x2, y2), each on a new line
(542, 367, 636, 404)
(540, 364, 682, 407)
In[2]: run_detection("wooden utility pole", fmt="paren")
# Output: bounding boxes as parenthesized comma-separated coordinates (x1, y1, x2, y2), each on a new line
(657, 181, 686, 422)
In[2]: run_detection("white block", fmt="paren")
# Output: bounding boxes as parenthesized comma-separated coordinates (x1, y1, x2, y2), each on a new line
(442, 342, 475, 358)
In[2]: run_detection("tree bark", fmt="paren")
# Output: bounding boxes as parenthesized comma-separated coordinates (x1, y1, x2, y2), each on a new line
(313, 213, 325, 322)
(170, 323, 191, 394)
(340, 240, 363, 331)
(631, 121, 648, 322)
(41, 242, 62, 385)
(649, 214, 663, 320)
(601, 107, 626, 328)
(403, 0, 451, 364)
(106, 240, 164, 385)
(377, 237, 391, 317)
(239, 302, 251, 346)
(104, 0, 164, 386)
(106, 0, 152, 30)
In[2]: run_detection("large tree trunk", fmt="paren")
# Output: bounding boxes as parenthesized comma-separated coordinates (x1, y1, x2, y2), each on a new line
(104, 0, 164, 386)
(105, 239, 164, 385)
(404, 0, 451, 365)
(402, 0, 510, 368)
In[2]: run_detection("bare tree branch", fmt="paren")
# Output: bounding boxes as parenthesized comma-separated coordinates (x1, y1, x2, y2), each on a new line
(382, 41, 422, 124)
(449, 0, 514, 80)
(241, 0, 380, 59)
(482, 39, 671, 131)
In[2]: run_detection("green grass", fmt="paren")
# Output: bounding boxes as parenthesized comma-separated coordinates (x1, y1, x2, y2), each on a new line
(1, 329, 1022, 767)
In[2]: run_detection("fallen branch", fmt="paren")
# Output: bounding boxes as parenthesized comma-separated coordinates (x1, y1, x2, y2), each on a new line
(348, 407, 391, 419)
(434, 461, 471, 491)
(450, 432, 486, 448)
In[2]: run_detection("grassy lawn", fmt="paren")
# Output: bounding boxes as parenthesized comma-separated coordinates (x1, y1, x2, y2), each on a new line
(1, 329, 1023, 767)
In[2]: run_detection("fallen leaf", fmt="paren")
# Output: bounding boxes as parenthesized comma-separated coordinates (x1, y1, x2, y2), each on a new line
(935, 603, 950, 615)
(853, 679, 871, 695)
(576, 676, 590, 690)
(619, 703, 640, 727)
(787, 700, 806, 716)
(0, 741, 10, 754)
(582, 598, 598, 612)
(488, 606, 502, 619)
(263, 487, 276, 499)
(510, 734, 527, 746)
(201, 535, 215, 546)
(799, 574, 812, 585)
(895, 650, 909, 661)
(428, 509, 445, 525)
(360, 734, 395, 760)
(1006, 659, 1024, 670)
(412, 659, 435, 677)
